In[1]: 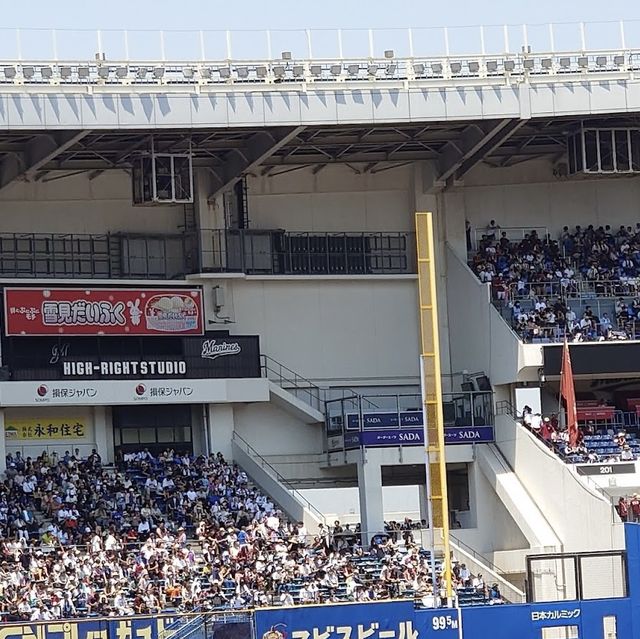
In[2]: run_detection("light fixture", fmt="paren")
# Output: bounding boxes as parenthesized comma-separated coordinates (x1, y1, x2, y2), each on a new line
(367, 64, 378, 76)
(541, 58, 553, 69)
(199, 67, 211, 79)
(384, 50, 394, 59)
(22, 66, 34, 79)
(310, 64, 322, 76)
(347, 64, 359, 76)
(486, 60, 498, 72)
(596, 56, 607, 67)
(281, 51, 292, 60)
(450, 61, 462, 73)
(504, 60, 515, 72)
(413, 63, 425, 75)
(219, 67, 231, 79)
(559, 57, 571, 68)
(236, 66, 249, 79)
(273, 65, 286, 77)
(182, 67, 194, 79)
(153, 67, 164, 79)
(385, 64, 397, 75)
(431, 62, 443, 74)
(614, 55, 625, 66)
(137, 67, 147, 79)
(256, 66, 267, 77)
(41, 66, 53, 79)
(468, 61, 480, 73)
(578, 56, 589, 68)
(78, 67, 90, 78)
(97, 66, 110, 79)
(115, 66, 127, 78)
(523, 59, 534, 70)
(3, 67, 16, 79)
(330, 64, 342, 76)
(292, 65, 304, 77)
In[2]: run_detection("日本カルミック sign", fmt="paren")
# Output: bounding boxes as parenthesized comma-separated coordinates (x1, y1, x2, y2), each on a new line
(4, 288, 204, 336)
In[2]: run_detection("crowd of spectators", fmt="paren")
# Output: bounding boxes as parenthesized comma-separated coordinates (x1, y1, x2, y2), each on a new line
(0, 448, 501, 621)
(471, 221, 640, 342)
(521, 406, 636, 463)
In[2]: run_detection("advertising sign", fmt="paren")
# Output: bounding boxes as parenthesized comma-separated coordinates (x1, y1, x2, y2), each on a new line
(4, 418, 88, 440)
(4, 288, 204, 336)
(4, 334, 260, 381)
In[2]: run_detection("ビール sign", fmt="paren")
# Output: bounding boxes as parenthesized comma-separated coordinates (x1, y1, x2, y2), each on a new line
(4, 288, 204, 336)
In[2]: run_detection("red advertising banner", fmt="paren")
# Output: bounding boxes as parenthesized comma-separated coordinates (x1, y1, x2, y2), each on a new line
(4, 288, 204, 336)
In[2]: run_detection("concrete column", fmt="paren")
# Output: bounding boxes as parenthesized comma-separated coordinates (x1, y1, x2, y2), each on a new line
(93, 405, 114, 463)
(207, 403, 234, 461)
(0, 409, 6, 473)
(357, 455, 384, 544)
(418, 483, 429, 525)
(194, 169, 224, 271)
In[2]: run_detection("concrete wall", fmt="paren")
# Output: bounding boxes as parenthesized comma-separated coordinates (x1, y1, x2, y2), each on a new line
(445, 159, 640, 254)
(495, 413, 624, 553)
(233, 401, 324, 457)
(247, 164, 414, 232)
(207, 277, 421, 386)
(0, 171, 184, 234)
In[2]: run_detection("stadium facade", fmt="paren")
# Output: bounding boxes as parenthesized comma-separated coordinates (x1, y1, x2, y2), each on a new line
(1, 20, 640, 635)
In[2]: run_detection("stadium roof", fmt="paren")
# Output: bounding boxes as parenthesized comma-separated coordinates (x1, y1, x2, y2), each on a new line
(0, 114, 638, 191)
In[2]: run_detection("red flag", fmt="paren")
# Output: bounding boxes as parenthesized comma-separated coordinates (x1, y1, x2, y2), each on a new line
(560, 339, 578, 447)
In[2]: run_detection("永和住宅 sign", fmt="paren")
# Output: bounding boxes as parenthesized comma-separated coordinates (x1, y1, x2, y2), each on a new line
(4, 418, 88, 440)
(4, 287, 204, 336)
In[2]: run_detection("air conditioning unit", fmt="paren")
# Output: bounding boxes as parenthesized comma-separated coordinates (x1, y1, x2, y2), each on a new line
(132, 140, 194, 205)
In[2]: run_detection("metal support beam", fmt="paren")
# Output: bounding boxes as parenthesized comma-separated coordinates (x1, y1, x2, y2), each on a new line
(207, 126, 305, 200)
(434, 119, 528, 189)
(0, 130, 90, 190)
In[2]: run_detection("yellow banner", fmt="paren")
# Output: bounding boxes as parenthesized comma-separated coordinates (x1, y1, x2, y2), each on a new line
(5, 419, 87, 440)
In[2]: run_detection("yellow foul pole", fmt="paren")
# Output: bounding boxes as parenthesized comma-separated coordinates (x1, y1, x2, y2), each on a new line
(415, 211, 453, 600)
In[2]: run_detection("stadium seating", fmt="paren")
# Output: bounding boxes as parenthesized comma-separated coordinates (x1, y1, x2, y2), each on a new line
(0, 449, 494, 620)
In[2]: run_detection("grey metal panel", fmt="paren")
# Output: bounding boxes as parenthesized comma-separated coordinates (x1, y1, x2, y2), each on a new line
(7, 94, 46, 128)
(118, 94, 156, 127)
(589, 80, 628, 114)
(299, 91, 339, 123)
(481, 86, 520, 118)
(189, 94, 229, 126)
(227, 92, 264, 126)
(445, 87, 484, 120)
(528, 84, 555, 116)
(81, 95, 119, 127)
(154, 94, 192, 127)
(0, 96, 8, 130)
(371, 89, 411, 123)
(263, 91, 301, 125)
(335, 89, 374, 123)
(552, 82, 587, 116)
(408, 88, 447, 121)
(44, 94, 82, 127)
(626, 81, 640, 113)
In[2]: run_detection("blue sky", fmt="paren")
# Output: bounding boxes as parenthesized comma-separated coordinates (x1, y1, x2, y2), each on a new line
(5, 0, 639, 31)
(2, 0, 640, 60)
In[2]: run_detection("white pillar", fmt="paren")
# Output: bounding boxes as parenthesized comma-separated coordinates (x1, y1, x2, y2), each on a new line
(207, 403, 234, 460)
(418, 483, 429, 524)
(0, 409, 6, 473)
(93, 405, 114, 463)
(357, 455, 384, 544)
